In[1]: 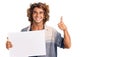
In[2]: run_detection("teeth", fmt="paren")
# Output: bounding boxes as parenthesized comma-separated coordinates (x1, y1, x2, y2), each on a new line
(36, 18, 40, 20)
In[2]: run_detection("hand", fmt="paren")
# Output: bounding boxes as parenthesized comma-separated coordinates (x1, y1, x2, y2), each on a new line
(58, 16, 67, 31)
(6, 37, 12, 50)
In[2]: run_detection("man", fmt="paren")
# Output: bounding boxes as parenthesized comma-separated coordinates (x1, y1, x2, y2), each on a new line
(6, 2, 71, 57)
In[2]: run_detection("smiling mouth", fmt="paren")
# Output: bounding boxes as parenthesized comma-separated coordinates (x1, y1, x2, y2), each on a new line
(36, 18, 42, 20)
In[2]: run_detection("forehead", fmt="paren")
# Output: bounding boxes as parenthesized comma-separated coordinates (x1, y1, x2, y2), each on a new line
(33, 7, 44, 12)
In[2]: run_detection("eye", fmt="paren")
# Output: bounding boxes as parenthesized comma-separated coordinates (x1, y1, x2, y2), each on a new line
(33, 11, 37, 14)
(39, 11, 44, 14)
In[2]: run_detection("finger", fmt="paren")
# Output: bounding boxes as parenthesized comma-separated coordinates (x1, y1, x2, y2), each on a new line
(60, 16, 63, 23)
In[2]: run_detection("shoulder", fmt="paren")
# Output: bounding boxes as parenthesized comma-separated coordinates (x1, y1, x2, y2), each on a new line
(45, 25, 60, 37)
(45, 25, 57, 33)
(21, 26, 30, 32)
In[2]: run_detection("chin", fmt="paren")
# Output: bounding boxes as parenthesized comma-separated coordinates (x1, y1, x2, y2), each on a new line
(33, 19, 43, 23)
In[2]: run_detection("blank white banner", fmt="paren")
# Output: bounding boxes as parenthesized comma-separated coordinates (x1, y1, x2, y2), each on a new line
(8, 30, 46, 57)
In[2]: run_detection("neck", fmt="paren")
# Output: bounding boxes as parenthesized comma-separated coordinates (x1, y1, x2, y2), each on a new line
(31, 22, 44, 30)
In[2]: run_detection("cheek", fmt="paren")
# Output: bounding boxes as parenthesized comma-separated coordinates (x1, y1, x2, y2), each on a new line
(41, 13, 44, 16)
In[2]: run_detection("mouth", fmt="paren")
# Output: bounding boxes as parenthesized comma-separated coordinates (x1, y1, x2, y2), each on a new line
(36, 17, 42, 21)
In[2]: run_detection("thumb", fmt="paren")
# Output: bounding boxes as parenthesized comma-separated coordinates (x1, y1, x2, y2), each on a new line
(60, 16, 63, 23)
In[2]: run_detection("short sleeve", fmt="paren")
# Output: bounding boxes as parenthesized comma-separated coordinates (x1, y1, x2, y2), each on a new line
(55, 32, 64, 48)
(21, 26, 29, 32)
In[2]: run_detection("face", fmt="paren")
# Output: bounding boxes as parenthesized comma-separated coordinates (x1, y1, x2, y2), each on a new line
(32, 7, 44, 24)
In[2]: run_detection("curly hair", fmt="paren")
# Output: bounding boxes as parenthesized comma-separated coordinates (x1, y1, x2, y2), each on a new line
(27, 2, 49, 25)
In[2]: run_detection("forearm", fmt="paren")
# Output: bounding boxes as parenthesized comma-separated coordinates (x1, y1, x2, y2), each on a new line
(63, 29, 71, 48)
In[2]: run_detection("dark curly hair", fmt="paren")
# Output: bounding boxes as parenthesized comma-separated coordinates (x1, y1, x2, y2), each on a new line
(27, 2, 49, 25)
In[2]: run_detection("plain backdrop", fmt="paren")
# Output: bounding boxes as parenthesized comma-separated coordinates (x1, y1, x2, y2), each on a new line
(0, 0, 120, 57)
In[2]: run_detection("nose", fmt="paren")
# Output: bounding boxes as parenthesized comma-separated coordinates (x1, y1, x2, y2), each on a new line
(36, 13, 39, 16)
(36, 13, 40, 18)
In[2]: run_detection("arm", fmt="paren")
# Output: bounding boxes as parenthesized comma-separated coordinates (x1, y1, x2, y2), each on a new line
(58, 16, 71, 48)
(63, 29, 71, 48)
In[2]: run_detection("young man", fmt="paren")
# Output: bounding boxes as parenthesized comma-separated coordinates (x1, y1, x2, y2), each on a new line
(6, 2, 71, 57)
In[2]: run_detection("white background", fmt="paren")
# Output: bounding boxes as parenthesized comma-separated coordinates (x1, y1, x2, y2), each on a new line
(0, 0, 120, 57)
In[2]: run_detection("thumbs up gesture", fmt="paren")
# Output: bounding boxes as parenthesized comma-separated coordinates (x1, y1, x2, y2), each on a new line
(58, 16, 67, 31)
